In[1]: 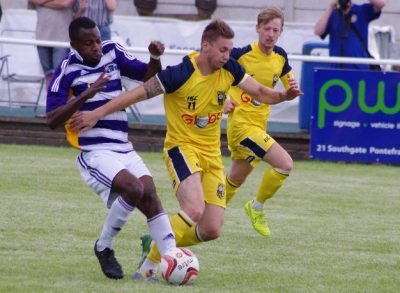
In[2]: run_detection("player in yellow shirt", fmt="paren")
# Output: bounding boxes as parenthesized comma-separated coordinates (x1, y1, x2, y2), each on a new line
(225, 6, 299, 237)
(71, 18, 302, 280)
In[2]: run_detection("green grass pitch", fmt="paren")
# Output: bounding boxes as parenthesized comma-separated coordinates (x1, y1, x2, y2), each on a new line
(0, 144, 399, 292)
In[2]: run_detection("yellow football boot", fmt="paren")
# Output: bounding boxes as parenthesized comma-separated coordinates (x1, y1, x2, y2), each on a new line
(244, 200, 271, 237)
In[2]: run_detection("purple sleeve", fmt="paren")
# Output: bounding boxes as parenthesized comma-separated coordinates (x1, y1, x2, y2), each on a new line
(46, 67, 74, 113)
(114, 42, 148, 81)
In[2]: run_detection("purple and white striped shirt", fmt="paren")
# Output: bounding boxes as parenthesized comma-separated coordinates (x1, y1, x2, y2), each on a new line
(47, 40, 148, 152)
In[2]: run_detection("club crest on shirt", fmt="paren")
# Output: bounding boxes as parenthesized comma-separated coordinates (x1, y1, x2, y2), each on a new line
(217, 91, 226, 105)
(106, 63, 117, 73)
(272, 74, 279, 87)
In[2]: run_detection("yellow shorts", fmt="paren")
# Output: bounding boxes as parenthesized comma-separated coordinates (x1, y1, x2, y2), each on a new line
(163, 145, 226, 208)
(228, 127, 276, 167)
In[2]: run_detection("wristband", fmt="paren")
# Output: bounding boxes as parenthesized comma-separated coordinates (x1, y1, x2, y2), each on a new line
(150, 54, 161, 60)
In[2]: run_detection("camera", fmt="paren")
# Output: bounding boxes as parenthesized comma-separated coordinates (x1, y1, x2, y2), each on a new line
(338, 0, 350, 10)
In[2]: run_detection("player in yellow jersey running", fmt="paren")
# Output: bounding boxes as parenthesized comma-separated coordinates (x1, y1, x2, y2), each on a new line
(225, 6, 300, 237)
(71, 18, 302, 280)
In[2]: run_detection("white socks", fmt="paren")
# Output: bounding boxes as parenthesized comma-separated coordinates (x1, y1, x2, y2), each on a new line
(139, 212, 177, 274)
(147, 211, 176, 255)
(97, 196, 134, 251)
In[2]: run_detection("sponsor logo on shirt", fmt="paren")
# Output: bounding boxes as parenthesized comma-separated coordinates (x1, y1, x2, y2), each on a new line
(181, 112, 223, 128)
(240, 91, 261, 106)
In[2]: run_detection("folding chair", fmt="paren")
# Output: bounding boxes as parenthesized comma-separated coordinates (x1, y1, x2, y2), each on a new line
(0, 25, 47, 111)
(0, 54, 45, 110)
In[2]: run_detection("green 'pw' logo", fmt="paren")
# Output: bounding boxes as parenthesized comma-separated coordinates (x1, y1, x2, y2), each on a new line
(318, 79, 400, 128)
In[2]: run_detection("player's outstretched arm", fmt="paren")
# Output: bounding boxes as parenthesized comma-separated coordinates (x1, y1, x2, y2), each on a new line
(239, 75, 303, 105)
(142, 41, 165, 82)
(46, 71, 110, 129)
(70, 76, 164, 132)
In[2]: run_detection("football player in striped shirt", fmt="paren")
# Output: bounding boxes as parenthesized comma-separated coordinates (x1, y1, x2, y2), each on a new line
(70, 18, 302, 280)
(46, 16, 176, 280)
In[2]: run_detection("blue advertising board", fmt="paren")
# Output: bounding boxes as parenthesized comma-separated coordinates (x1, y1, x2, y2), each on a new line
(310, 68, 400, 164)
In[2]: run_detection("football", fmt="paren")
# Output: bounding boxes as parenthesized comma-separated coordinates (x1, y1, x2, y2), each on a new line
(159, 247, 199, 285)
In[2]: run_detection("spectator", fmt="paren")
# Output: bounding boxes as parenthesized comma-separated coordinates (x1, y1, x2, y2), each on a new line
(73, 0, 117, 41)
(314, 0, 386, 70)
(28, 0, 75, 89)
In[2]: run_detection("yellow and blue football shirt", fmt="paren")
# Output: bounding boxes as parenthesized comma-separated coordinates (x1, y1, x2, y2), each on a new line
(157, 52, 246, 156)
(228, 42, 293, 131)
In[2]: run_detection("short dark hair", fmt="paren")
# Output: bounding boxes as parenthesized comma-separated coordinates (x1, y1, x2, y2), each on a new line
(201, 18, 235, 44)
(69, 17, 97, 41)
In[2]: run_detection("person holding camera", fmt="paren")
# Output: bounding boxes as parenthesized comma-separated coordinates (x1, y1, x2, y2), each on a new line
(314, 0, 386, 70)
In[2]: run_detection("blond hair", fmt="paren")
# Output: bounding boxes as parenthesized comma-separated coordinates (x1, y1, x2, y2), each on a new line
(257, 6, 284, 27)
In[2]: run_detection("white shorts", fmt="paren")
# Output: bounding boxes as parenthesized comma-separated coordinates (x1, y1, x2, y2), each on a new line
(77, 150, 152, 208)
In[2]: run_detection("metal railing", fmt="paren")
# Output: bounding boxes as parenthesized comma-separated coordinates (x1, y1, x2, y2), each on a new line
(1, 36, 400, 67)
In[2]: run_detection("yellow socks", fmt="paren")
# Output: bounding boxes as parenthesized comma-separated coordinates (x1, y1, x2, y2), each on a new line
(225, 176, 239, 205)
(255, 167, 288, 204)
(178, 224, 203, 246)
